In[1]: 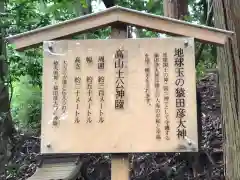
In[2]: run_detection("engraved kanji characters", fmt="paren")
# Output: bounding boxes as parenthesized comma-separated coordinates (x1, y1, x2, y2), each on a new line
(87, 76, 93, 123)
(98, 56, 104, 70)
(114, 49, 125, 110)
(62, 60, 68, 114)
(145, 53, 151, 105)
(74, 55, 106, 124)
(75, 57, 81, 70)
(98, 75, 105, 123)
(52, 60, 59, 126)
(86, 56, 93, 64)
(74, 57, 82, 123)
(74, 56, 81, 123)
(174, 47, 187, 139)
(154, 53, 161, 140)
(163, 52, 170, 140)
(74, 76, 81, 123)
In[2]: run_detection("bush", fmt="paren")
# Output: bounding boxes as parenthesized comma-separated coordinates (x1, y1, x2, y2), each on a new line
(11, 76, 41, 132)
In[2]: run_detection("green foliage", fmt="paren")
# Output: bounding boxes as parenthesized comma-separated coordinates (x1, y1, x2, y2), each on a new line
(5, 0, 96, 130)
(7, 45, 43, 86)
(137, 29, 159, 38)
(11, 76, 41, 131)
(117, 0, 163, 15)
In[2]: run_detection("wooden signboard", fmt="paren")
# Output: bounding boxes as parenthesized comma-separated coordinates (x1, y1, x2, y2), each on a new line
(41, 37, 198, 154)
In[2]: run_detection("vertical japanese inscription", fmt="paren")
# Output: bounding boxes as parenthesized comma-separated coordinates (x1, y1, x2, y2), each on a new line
(98, 56, 105, 123)
(154, 53, 161, 140)
(114, 49, 125, 110)
(74, 57, 81, 123)
(52, 60, 59, 126)
(98, 56, 105, 70)
(174, 48, 186, 139)
(144, 53, 151, 105)
(87, 76, 93, 123)
(163, 53, 170, 140)
(98, 76, 104, 123)
(62, 60, 68, 114)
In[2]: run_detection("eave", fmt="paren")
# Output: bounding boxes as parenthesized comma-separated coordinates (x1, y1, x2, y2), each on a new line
(6, 6, 234, 50)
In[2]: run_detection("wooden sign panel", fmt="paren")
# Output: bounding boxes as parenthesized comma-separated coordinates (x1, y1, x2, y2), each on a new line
(41, 38, 198, 154)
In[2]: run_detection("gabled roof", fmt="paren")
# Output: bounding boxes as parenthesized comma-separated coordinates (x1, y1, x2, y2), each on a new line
(6, 6, 234, 50)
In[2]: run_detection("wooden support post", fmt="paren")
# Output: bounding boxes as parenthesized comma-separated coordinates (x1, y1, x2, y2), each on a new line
(110, 23, 129, 180)
(111, 154, 129, 180)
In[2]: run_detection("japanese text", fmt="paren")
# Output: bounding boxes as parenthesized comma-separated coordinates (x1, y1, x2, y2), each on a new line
(144, 53, 151, 105)
(74, 76, 81, 123)
(98, 56, 105, 70)
(114, 49, 125, 110)
(87, 76, 93, 123)
(62, 60, 68, 114)
(52, 60, 59, 126)
(98, 76, 105, 123)
(163, 52, 170, 140)
(74, 57, 81, 123)
(174, 48, 187, 139)
(154, 53, 161, 140)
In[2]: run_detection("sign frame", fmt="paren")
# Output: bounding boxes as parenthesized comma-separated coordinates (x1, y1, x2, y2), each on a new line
(41, 37, 198, 154)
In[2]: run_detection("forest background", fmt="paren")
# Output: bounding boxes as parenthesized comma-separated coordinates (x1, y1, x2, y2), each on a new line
(0, 0, 238, 179)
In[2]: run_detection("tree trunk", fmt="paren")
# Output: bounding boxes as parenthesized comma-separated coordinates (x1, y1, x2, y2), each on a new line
(163, 0, 188, 20)
(0, 0, 15, 175)
(229, 0, 240, 56)
(102, 0, 115, 8)
(213, 0, 240, 179)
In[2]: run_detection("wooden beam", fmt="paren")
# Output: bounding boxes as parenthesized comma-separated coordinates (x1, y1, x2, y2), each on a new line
(6, 6, 234, 50)
(117, 8, 232, 45)
(6, 10, 117, 50)
(110, 23, 129, 180)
